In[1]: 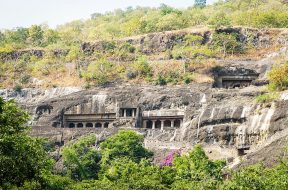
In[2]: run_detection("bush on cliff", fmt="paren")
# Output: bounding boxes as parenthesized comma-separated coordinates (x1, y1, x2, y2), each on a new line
(268, 62, 288, 91)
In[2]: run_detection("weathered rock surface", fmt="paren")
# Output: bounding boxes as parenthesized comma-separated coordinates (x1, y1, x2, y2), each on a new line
(81, 27, 288, 56)
(2, 81, 288, 168)
(1, 34, 288, 169)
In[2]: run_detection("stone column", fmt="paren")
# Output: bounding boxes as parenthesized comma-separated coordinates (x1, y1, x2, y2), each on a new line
(124, 109, 127, 117)
(74, 123, 77, 128)
(180, 120, 183, 127)
(171, 120, 175, 128)
(161, 120, 164, 131)
(143, 120, 147, 128)
(101, 122, 105, 128)
(132, 109, 135, 117)
(93, 123, 96, 128)
(83, 122, 87, 128)
(152, 120, 156, 130)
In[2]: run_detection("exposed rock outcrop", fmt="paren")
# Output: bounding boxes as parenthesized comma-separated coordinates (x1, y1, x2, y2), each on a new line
(81, 27, 288, 55)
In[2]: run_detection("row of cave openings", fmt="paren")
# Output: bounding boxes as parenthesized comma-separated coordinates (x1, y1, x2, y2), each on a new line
(68, 122, 109, 129)
(144, 119, 182, 129)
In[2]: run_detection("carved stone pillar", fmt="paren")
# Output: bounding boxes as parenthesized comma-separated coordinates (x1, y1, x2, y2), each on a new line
(171, 120, 175, 128)
(161, 120, 164, 130)
(152, 120, 156, 130)
(143, 120, 147, 128)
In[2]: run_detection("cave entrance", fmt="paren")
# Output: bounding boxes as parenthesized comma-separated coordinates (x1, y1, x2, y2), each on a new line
(69, 123, 75, 128)
(86, 123, 93, 128)
(77, 123, 84, 128)
(104, 122, 109, 128)
(155, 120, 161, 129)
(213, 67, 259, 89)
(237, 146, 250, 156)
(222, 79, 253, 89)
(146, 120, 153, 129)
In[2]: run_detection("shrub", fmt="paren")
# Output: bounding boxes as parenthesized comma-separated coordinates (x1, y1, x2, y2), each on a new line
(133, 56, 153, 78)
(256, 93, 279, 103)
(65, 45, 81, 62)
(13, 84, 22, 93)
(172, 45, 215, 60)
(212, 32, 243, 56)
(155, 74, 167, 86)
(83, 58, 114, 86)
(0, 44, 14, 54)
(182, 73, 194, 84)
(184, 34, 203, 46)
(102, 41, 116, 51)
(268, 62, 288, 91)
(126, 70, 137, 80)
(20, 75, 31, 84)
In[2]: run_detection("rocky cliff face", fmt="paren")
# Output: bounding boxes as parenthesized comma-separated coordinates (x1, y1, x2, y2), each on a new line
(3, 80, 287, 168)
(1, 29, 288, 168)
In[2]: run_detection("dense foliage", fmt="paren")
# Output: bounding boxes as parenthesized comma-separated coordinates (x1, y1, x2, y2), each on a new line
(62, 135, 101, 180)
(0, 98, 52, 187)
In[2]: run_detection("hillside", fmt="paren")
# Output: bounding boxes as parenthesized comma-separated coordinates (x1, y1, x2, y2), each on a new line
(0, 0, 288, 89)
(1, 0, 288, 189)
(1, 26, 288, 89)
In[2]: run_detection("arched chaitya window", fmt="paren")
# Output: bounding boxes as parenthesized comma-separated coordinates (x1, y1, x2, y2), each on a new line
(95, 123, 102, 128)
(86, 123, 93, 128)
(77, 123, 84, 128)
(69, 123, 75, 128)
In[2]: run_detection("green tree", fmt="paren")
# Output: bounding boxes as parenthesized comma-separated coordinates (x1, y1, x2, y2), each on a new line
(100, 158, 166, 190)
(43, 29, 60, 45)
(159, 4, 176, 15)
(212, 32, 243, 57)
(172, 145, 226, 189)
(0, 98, 52, 187)
(83, 58, 114, 86)
(62, 135, 101, 180)
(208, 12, 231, 28)
(5, 27, 29, 47)
(133, 56, 153, 79)
(28, 25, 44, 46)
(100, 130, 153, 164)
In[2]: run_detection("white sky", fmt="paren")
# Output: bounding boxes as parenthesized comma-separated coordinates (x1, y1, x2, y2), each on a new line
(0, 0, 217, 30)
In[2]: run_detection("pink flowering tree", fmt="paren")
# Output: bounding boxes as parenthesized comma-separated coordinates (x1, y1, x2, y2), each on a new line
(160, 149, 181, 167)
